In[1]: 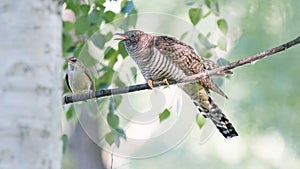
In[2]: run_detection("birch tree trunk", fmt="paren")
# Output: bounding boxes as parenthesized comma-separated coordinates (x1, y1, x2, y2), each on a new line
(0, 0, 63, 169)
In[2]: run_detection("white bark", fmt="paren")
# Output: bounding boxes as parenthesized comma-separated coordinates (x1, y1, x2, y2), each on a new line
(0, 0, 63, 169)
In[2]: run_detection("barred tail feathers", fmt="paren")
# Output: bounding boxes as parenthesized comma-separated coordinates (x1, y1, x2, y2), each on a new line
(195, 100, 239, 138)
(182, 82, 238, 138)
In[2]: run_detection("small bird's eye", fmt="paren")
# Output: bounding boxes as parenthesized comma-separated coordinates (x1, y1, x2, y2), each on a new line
(130, 34, 135, 38)
(71, 58, 77, 62)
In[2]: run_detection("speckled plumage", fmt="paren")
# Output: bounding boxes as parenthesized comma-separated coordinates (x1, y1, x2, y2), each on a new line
(115, 30, 238, 138)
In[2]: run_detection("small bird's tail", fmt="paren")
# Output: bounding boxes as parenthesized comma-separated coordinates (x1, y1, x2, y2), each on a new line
(182, 82, 238, 139)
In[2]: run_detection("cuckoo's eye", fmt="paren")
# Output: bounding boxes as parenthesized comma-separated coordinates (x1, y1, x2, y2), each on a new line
(129, 33, 135, 38)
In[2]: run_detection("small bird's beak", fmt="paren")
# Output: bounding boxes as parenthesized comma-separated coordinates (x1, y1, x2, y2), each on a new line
(67, 56, 73, 62)
(114, 33, 128, 41)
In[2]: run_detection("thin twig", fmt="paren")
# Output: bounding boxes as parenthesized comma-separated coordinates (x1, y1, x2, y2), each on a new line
(182, 36, 300, 82)
(110, 150, 114, 169)
(63, 36, 300, 104)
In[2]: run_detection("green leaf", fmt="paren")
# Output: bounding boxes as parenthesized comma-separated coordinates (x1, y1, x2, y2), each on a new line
(94, 0, 106, 6)
(65, 0, 81, 15)
(198, 33, 217, 49)
(84, 56, 99, 68)
(61, 134, 68, 154)
(118, 41, 128, 58)
(88, 8, 103, 24)
(198, 47, 212, 58)
(204, 0, 211, 8)
(180, 31, 189, 41)
(114, 73, 126, 87)
(63, 21, 73, 33)
(62, 32, 74, 53)
(217, 58, 230, 66)
(159, 108, 171, 122)
(210, 1, 220, 16)
(104, 128, 126, 147)
(65, 105, 74, 120)
(74, 15, 90, 35)
(186, 0, 197, 6)
(188, 8, 202, 26)
(130, 67, 137, 83)
(114, 135, 120, 147)
(217, 19, 228, 35)
(91, 33, 106, 49)
(80, 4, 90, 15)
(217, 36, 227, 51)
(96, 69, 115, 88)
(121, 0, 134, 14)
(116, 8, 138, 30)
(205, 0, 219, 16)
(113, 95, 123, 109)
(116, 128, 127, 140)
(105, 32, 113, 42)
(105, 131, 115, 146)
(107, 113, 119, 129)
(212, 77, 223, 87)
(97, 97, 109, 112)
(202, 11, 212, 19)
(104, 47, 119, 67)
(225, 74, 231, 79)
(109, 98, 115, 114)
(104, 47, 118, 60)
(104, 11, 116, 23)
(120, 9, 138, 30)
(73, 42, 85, 57)
(87, 25, 99, 37)
(120, 0, 128, 9)
(206, 32, 211, 38)
(196, 114, 206, 128)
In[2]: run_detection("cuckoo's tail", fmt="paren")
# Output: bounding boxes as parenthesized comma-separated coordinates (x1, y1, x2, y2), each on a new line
(195, 101, 238, 138)
(182, 82, 238, 138)
(194, 99, 238, 138)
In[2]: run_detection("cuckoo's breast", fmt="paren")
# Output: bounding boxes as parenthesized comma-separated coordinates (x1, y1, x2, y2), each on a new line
(131, 47, 187, 82)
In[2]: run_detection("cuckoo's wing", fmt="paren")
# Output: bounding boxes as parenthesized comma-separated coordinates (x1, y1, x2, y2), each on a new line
(154, 36, 228, 98)
(154, 36, 232, 75)
(201, 57, 233, 75)
(154, 36, 204, 75)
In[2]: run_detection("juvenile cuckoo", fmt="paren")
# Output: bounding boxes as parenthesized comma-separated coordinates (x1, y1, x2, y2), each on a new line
(115, 30, 238, 138)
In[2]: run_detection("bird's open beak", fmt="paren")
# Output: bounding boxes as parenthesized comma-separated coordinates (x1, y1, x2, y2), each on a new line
(114, 33, 128, 41)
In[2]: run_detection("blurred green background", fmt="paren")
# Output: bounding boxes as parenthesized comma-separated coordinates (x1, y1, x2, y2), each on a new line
(63, 0, 300, 168)
(122, 0, 300, 168)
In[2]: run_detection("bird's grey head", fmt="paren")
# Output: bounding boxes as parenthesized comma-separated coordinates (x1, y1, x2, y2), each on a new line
(114, 30, 152, 55)
(67, 56, 83, 70)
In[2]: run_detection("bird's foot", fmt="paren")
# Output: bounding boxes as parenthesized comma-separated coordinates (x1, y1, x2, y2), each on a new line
(147, 79, 154, 89)
(88, 90, 94, 99)
(163, 78, 170, 85)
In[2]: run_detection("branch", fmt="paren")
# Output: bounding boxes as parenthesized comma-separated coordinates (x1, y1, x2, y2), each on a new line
(183, 36, 300, 82)
(64, 36, 300, 104)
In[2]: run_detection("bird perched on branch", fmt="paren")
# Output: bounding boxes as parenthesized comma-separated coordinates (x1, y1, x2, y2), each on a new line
(65, 56, 95, 94)
(115, 30, 238, 138)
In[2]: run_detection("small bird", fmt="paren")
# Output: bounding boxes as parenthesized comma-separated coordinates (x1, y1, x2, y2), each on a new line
(65, 56, 95, 94)
(115, 30, 238, 138)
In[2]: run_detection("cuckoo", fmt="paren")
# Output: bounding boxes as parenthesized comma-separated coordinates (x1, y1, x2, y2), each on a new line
(115, 30, 238, 138)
